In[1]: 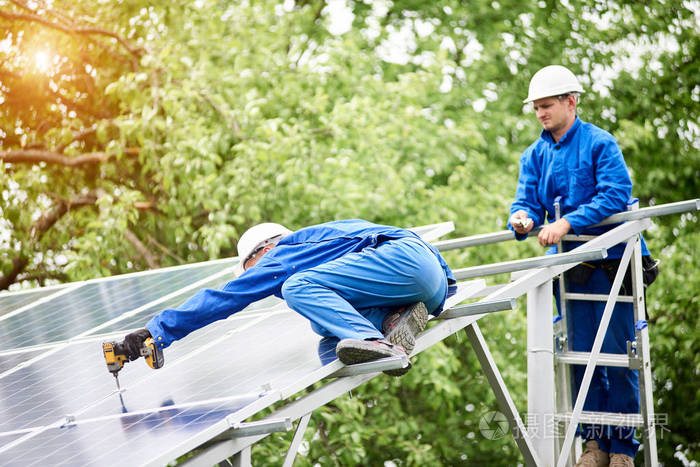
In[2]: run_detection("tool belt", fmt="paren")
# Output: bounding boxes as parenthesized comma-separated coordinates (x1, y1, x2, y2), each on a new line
(566, 255, 660, 294)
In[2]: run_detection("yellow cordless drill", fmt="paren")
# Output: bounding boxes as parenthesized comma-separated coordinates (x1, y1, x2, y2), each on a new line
(102, 337, 164, 390)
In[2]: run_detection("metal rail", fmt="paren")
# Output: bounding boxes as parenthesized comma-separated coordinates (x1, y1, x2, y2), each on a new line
(434, 199, 699, 251)
(451, 249, 607, 280)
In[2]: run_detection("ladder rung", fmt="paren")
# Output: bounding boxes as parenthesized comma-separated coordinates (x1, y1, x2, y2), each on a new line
(564, 292, 634, 303)
(556, 351, 631, 367)
(554, 410, 644, 427)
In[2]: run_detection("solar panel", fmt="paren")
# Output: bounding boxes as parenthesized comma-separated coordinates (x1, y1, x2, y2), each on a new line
(0, 259, 236, 351)
(0, 285, 70, 317)
(0, 223, 462, 465)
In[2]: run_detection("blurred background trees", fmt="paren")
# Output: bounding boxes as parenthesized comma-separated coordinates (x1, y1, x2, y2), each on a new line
(1, 0, 697, 464)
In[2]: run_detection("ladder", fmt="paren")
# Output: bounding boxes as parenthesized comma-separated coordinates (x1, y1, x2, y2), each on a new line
(551, 198, 658, 466)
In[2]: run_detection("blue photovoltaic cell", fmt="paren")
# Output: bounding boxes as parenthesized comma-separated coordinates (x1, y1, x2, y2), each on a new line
(0, 348, 47, 375)
(95, 274, 233, 333)
(0, 223, 456, 465)
(0, 399, 259, 467)
(0, 307, 327, 465)
(98, 284, 282, 335)
(0, 307, 307, 434)
(0, 286, 69, 317)
(0, 260, 236, 351)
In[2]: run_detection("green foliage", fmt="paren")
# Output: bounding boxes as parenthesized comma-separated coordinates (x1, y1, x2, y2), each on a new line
(2, 0, 697, 464)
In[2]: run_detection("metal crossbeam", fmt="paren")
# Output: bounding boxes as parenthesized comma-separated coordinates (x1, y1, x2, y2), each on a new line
(229, 418, 293, 437)
(437, 298, 516, 319)
(452, 249, 607, 280)
(330, 355, 409, 377)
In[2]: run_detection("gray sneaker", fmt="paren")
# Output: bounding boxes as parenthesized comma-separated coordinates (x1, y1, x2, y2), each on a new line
(335, 338, 411, 376)
(382, 302, 429, 355)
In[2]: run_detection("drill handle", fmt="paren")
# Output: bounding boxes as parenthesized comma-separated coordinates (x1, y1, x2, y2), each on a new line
(140, 337, 165, 370)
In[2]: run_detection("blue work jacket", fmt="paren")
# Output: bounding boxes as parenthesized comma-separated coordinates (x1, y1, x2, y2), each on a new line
(508, 116, 649, 257)
(147, 219, 455, 348)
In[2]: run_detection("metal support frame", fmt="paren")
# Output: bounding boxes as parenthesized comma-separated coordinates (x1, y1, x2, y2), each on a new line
(179, 200, 694, 466)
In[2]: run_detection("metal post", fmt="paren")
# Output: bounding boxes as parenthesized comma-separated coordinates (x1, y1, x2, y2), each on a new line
(553, 197, 570, 356)
(527, 279, 555, 466)
(230, 447, 251, 467)
(465, 322, 541, 467)
(628, 200, 658, 466)
(553, 196, 575, 466)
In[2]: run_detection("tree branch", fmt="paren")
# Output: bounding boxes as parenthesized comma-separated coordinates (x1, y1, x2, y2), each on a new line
(0, 147, 139, 167)
(54, 124, 98, 153)
(0, 3, 143, 58)
(17, 270, 69, 285)
(195, 90, 242, 139)
(0, 256, 29, 291)
(0, 190, 99, 290)
(31, 191, 99, 238)
(125, 228, 160, 269)
(147, 234, 186, 263)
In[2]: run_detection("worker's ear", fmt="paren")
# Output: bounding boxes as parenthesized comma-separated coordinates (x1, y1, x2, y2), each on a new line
(262, 244, 275, 253)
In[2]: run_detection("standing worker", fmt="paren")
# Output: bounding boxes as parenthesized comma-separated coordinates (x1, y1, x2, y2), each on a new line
(507, 65, 654, 466)
(120, 219, 455, 376)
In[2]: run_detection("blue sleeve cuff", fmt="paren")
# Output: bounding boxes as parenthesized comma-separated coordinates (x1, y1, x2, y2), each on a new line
(146, 320, 170, 349)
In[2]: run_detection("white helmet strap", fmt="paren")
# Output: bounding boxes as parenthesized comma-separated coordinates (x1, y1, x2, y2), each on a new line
(243, 234, 284, 266)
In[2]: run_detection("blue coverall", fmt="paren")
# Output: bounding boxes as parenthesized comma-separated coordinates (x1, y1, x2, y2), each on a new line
(508, 116, 648, 457)
(147, 219, 454, 350)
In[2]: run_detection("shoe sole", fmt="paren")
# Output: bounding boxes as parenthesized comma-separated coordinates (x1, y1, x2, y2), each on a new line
(336, 340, 411, 377)
(384, 302, 429, 355)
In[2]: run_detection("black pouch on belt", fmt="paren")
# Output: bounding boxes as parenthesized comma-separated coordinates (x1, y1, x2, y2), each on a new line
(565, 262, 596, 286)
(599, 255, 660, 294)
(641, 255, 660, 287)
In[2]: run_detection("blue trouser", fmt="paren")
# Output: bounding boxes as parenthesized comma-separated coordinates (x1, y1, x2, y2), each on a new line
(281, 237, 448, 340)
(555, 266, 640, 457)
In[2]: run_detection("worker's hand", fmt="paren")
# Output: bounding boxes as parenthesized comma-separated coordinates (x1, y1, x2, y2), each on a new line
(509, 210, 534, 234)
(538, 218, 571, 246)
(123, 328, 152, 361)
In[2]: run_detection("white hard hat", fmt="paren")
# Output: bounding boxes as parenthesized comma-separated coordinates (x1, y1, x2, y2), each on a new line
(523, 65, 584, 103)
(236, 222, 292, 274)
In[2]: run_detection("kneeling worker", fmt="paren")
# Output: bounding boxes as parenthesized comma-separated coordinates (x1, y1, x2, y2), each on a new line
(120, 219, 455, 376)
